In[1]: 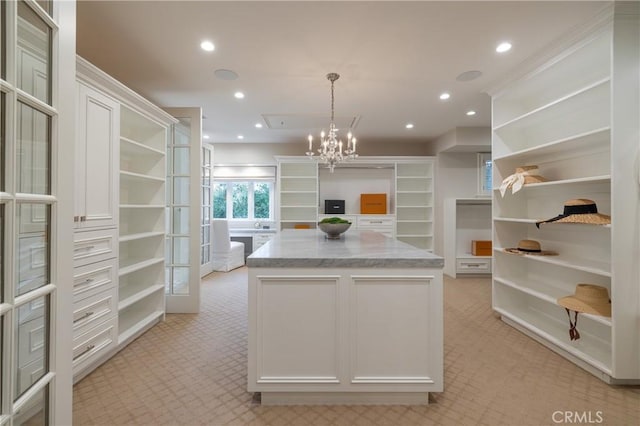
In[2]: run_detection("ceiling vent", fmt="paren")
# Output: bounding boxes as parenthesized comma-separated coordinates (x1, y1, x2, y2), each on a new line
(262, 114, 360, 130)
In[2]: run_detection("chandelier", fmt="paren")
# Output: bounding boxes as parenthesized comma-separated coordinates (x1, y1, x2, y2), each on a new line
(305, 73, 357, 172)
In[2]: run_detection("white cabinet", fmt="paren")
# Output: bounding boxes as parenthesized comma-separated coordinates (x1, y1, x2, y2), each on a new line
(357, 215, 395, 238)
(489, 5, 640, 383)
(73, 76, 119, 381)
(395, 161, 434, 251)
(277, 159, 318, 230)
(75, 56, 177, 380)
(253, 232, 276, 251)
(443, 198, 492, 278)
(75, 82, 118, 229)
(317, 214, 395, 237)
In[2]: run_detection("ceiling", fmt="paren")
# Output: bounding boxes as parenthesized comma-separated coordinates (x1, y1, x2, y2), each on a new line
(76, 1, 609, 146)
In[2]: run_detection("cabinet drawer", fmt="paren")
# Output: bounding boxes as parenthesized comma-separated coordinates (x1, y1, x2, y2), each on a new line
(72, 318, 117, 375)
(73, 258, 117, 303)
(73, 289, 117, 339)
(357, 216, 394, 228)
(253, 233, 276, 251)
(456, 258, 492, 273)
(73, 228, 117, 267)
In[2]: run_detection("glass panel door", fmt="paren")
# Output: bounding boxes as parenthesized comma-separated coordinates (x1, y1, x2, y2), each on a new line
(200, 145, 213, 277)
(164, 108, 201, 313)
(1, 0, 73, 423)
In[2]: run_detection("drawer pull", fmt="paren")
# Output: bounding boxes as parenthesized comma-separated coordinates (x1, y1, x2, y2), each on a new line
(73, 311, 94, 323)
(73, 344, 95, 360)
(74, 245, 95, 252)
(464, 264, 481, 267)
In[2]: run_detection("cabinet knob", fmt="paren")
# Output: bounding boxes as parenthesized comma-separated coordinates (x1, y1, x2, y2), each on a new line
(74, 216, 80, 222)
(80, 216, 87, 222)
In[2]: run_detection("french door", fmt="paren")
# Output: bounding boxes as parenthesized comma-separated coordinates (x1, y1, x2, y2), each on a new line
(164, 107, 201, 313)
(200, 145, 214, 277)
(1, 0, 74, 424)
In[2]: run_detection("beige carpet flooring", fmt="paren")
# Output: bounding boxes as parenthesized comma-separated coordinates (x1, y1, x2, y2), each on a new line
(73, 268, 640, 425)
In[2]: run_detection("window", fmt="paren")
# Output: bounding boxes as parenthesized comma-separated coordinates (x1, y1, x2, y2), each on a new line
(213, 181, 274, 220)
(477, 153, 492, 196)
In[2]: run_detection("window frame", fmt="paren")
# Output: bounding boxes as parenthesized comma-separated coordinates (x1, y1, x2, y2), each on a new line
(477, 152, 492, 197)
(213, 180, 274, 221)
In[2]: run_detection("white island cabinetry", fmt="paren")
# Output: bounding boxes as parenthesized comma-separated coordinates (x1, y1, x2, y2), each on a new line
(247, 230, 443, 404)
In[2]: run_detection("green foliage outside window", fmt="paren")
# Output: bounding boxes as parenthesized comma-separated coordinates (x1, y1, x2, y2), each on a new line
(232, 183, 248, 218)
(254, 182, 270, 219)
(213, 183, 226, 218)
(213, 181, 272, 219)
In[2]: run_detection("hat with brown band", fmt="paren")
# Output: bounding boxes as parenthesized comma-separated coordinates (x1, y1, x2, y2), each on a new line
(503, 239, 558, 256)
(536, 199, 611, 229)
(557, 284, 611, 341)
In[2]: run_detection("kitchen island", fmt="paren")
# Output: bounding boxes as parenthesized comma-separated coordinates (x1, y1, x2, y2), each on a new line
(247, 229, 444, 405)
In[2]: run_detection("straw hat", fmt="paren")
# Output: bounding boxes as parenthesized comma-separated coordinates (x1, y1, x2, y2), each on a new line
(499, 165, 547, 197)
(536, 199, 611, 228)
(503, 239, 558, 256)
(557, 284, 611, 317)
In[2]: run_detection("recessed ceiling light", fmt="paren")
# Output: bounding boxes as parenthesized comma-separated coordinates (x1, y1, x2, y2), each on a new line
(496, 42, 512, 53)
(466, 110, 476, 116)
(439, 92, 450, 100)
(200, 40, 215, 52)
(405, 123, 414, 129)
(203, 134, 210, 140)
(255, 123, 263, 128)
(456, 70, 483, 82)
(237, 135, 244, 140)
(234, 92, 245, 99)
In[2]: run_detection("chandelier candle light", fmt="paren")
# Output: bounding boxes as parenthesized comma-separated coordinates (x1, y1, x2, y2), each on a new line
(306, 73, 358, 172)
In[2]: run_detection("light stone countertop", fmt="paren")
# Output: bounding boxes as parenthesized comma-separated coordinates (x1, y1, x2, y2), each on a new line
(247, 229, 443, 268)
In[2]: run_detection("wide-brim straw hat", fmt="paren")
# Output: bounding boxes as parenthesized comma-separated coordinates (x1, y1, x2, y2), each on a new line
(557, 284, 611, 317)
(515, 165, 547, 184)
(504, 239, 558, 256)
(499, 165, 547, 197)
(536, 199, 611, 228)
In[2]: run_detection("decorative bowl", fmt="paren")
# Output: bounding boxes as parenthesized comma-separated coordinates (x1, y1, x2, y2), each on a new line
(318, 222, 352, 239)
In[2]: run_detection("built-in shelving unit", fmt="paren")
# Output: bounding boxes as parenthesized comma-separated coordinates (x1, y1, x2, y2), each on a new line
(395, 161, 434, 250)
(276, 157, 435, 250)
(489, 5, 640, 383)
(277, 160, 319, 230)
(74, 56, 177, 382)
(443, 198, 491, 278)
(118, 105, 169, 345)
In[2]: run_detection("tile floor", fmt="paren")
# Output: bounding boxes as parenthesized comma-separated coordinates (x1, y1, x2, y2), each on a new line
(73, 268, 640, 425)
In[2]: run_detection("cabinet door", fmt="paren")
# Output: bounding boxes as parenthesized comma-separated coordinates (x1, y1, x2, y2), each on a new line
(76, 83, 119, 229)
